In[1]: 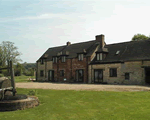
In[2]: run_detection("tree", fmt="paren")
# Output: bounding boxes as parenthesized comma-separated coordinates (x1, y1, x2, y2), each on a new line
(14, 63, 24, 76)
(0, 46, 3, 67)
(131, 34, 150, 41)
(0, 41, 22, 66)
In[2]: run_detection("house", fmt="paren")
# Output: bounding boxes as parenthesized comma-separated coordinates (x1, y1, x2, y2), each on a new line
(36, 34, 150, 85)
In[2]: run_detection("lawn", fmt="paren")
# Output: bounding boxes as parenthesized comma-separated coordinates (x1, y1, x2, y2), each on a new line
(0, 88, 150, 120)
(14, 75, 35, 83)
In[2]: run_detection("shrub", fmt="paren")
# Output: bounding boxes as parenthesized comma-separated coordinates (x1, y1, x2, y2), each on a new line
(0, 74, 4, 77)
(28, 90, 37, 96)
(2, 70, 8, 76)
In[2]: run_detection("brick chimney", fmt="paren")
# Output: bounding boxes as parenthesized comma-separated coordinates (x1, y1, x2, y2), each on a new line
(67, 41, 71, 46)
(95, 34, 105, 48)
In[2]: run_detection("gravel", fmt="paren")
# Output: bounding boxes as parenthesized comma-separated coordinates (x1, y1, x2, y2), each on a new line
(16, 82, 150, 92)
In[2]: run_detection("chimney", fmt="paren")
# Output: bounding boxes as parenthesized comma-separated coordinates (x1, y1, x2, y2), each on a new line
(95, 34, 105, 48)
(67, 41, 71, 46)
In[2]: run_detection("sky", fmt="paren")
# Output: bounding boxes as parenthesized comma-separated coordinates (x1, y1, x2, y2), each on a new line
(0, 0, 150, 63)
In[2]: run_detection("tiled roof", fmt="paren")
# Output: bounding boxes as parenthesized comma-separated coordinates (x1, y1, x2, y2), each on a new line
(91, 39, 150, 64)
(37, 40, 99, 61)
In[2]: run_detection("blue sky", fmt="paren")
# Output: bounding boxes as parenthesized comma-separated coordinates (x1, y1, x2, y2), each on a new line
(0, 0, 150, 63)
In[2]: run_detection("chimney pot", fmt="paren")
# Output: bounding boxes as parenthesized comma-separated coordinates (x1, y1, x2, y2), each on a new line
(67, 41, 71, 46)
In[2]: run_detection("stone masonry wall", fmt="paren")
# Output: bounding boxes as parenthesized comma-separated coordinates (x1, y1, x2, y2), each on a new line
(37, 61, 53, 81)
(89, 63, 122, 84)
(89, 61, 150, 85)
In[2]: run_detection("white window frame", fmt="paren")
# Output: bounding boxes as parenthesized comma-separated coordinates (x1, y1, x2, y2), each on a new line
(61, 56, 66, 62)
(97, 53, 102, 61)
(53, 57, 57, 63)
(78, 54, 83, 61)
(100, 53, 102, 60)
(55, 57, 57, 63)
(53, 57, 55, 63)
(97, 54, 100, 60)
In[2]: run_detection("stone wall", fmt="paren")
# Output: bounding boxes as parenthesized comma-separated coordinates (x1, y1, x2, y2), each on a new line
(89, 60, 150, 85)
(36, 61, 53, 81)
(89, 63, 122, 84)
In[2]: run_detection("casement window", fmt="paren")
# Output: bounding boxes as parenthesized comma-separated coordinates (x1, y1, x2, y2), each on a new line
(125, 73, 130, 80)
(40, 70, 44, 77)
(76, 69, 84, 82)
(53, 57, 57, 63)
(60, 70, 64, 77)
(78, 54, 83, 61)
(110, 68, 117, 77)
(61, 56, 66, 62)
(97, 53, 102, 61)
(40, 59, 44, 64)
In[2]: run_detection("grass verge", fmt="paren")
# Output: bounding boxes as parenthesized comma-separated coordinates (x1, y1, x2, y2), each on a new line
(0, 88, 150, 120)
(14, 75, 35, 83)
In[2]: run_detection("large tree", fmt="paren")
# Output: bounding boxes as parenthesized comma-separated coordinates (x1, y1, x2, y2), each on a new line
(0, 41, 22, 66)
(131, 34, 150, 41)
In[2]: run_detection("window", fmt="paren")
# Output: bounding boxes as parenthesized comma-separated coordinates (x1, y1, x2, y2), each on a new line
(97, 53, 102, 61)
(110, 68, 117, 77)
(53, 57, 57, 63)
(76, 69, 84, 82)
(116, 51, 120, 55)
(125, 73, 130, 80)
(40, 59, 44, 64)
(61, 56, 66, 62)
(40, 70, 44, 77)
(94, 69, 103, 83)
(78, 54, 83, 61)
(100, 53, 102, 60)
(60, 70, 64, 77)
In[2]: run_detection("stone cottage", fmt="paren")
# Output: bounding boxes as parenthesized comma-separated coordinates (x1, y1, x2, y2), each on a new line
(36, 34, 150, 85)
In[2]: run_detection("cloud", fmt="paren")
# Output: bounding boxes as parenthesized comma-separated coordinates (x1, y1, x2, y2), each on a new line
(0, 13, 68, 22)
(0, 13, 96, 23)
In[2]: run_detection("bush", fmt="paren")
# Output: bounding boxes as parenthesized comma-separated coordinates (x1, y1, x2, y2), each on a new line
(2, 70, 8, 76)
(28, 90, 37, 96)
(23, 69, 34, 76)
(15, 70, 22, 76)
(0, 74, 4, 77)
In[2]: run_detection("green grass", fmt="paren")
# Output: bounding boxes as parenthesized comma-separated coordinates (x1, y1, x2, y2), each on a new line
(1, 88, 150, 120)
(14, 75, 35, 83)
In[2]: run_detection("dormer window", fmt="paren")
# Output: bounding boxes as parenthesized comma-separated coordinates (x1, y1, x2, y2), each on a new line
(53, 57, 57, 63)
(40, 59, 44, 64)
(61, 56, 66, 62)
(78, 54, 83, 61)
(97, 53, 102, 61)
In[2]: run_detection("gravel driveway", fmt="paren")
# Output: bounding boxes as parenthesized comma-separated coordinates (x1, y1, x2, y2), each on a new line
(16, 82, 150, 91)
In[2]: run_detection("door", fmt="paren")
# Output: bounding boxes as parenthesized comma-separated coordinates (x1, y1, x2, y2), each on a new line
(94, 69, 103, 83)
(76, 69, 84, 82)
(48, 70, 54, 82)
(145, 68, 150, 84)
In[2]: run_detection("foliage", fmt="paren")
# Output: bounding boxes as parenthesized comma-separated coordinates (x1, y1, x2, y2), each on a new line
(1, 88, 150, 120)
(23, 68, 35, 76)
(0, 74, 4, 77)
(22, 62, 36, 69)
(132, 34, 150, 41)
(14, 63, 24, 76)
(0, 41, 22, 67)
(1, 69, 9, 76)
(28, 90, 37, 96)
(22, 62, 36, 76)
